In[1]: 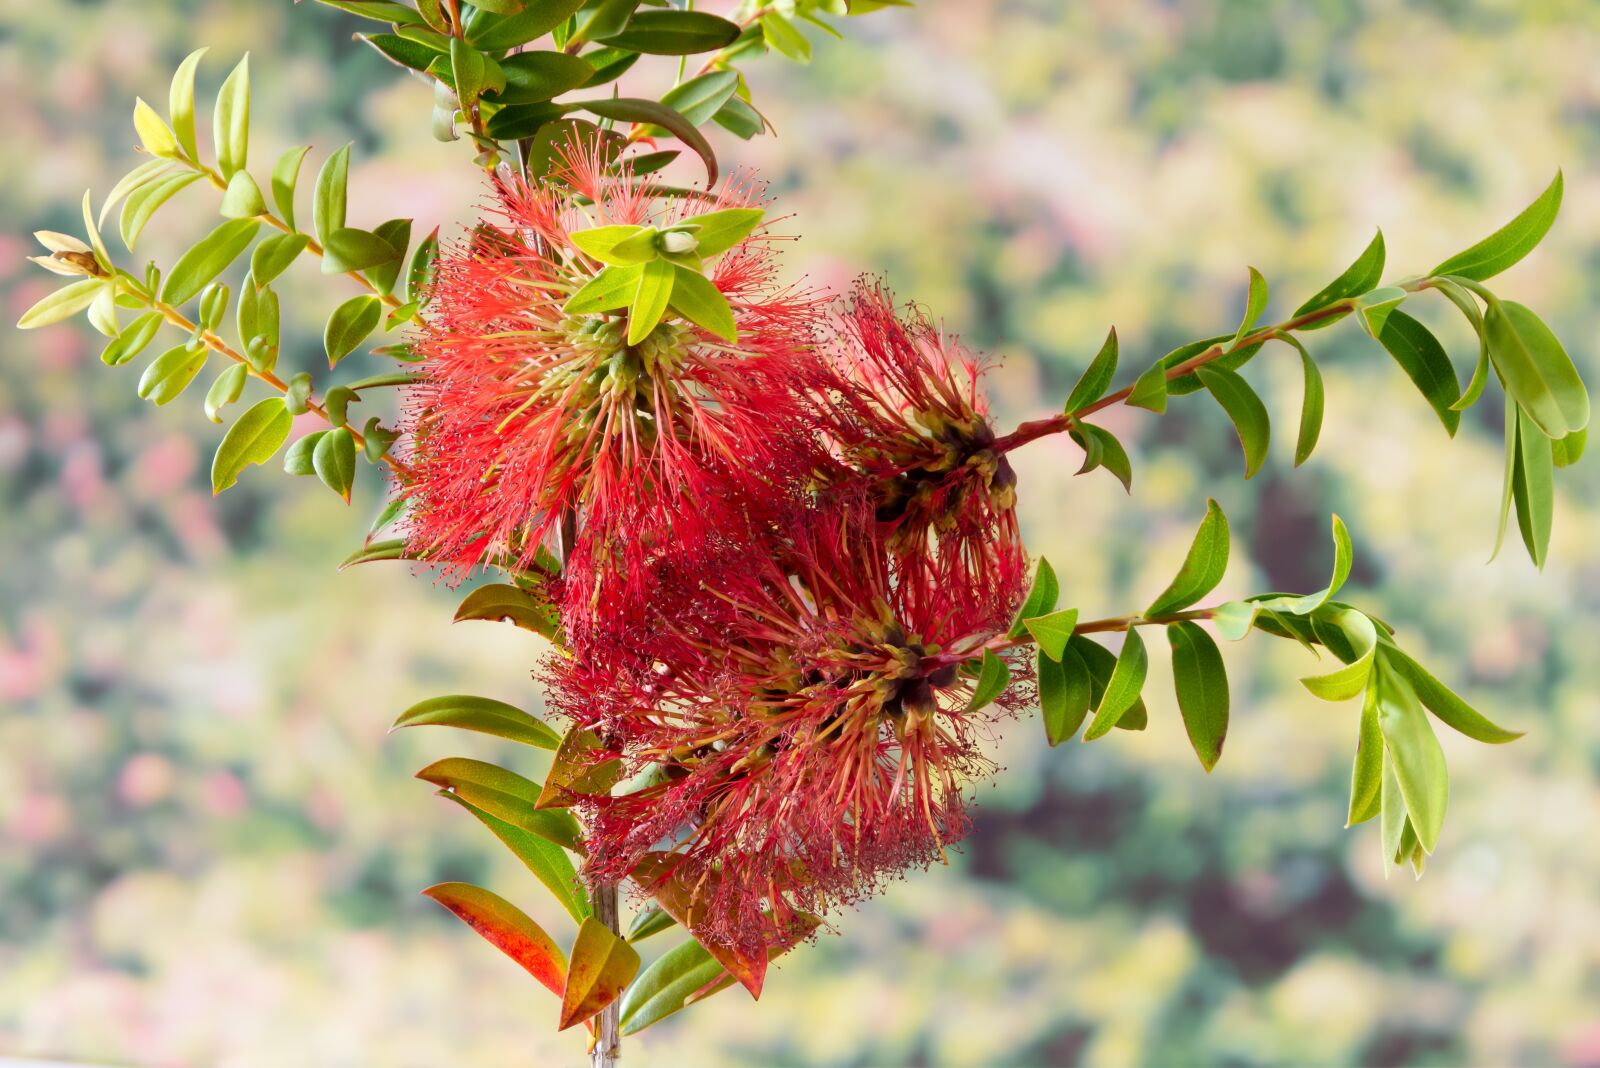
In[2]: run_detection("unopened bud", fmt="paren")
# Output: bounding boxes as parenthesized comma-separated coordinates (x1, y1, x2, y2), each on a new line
(660, 230, 699, 255)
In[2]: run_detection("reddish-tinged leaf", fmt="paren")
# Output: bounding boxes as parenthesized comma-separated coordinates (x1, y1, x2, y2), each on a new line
(559, 917, 641, 1031)
(536, 728, 624, 809)
(631, 853, 770, 998)
(422, 882, 567, 997)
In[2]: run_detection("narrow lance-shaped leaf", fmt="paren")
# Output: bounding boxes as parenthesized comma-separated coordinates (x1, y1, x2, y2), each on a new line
(1294, 229, 1384, 321)
(1374, 661, 1448, 854)
(422, 883, 567, 998)
(1431, 171, 1563, 282)
(1064, 327, 1117, 412)
(1195, 365, 1270, 479)
(1483, 298, 1589, 440)
(439, 792, 590, 923)
(416, 758, 583, 852)
(213, 55, 250, 180)
(169, 47, 207, 161)
(1168, 621, 1229, 771)
(455, 583, 561, 642)
(1347, 681, 1383, 826)
(313, 144, 351, 245)
(1275, 514, 1353, 615)
(1286, 335, 1324, 466)
(161, 218, 261, 306)
(1380, 647, 1524, 744)
(1235, 266, 1268, 340)
(391, 694, 562, 749)
(1008, 558, 1059, 638)
(271, 146, 310, 232)
(1145, 499, 1229, 618)
(1376, 309, 1461, 437)
(1082, 628, 1148, 740)
(1512, 405, 1554, 569)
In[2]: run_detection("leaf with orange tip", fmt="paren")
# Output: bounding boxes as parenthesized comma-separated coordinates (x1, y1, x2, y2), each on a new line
(422, 882, 567, 998)
(630, 854, 774, 998)
(559, 917, 641, 1031)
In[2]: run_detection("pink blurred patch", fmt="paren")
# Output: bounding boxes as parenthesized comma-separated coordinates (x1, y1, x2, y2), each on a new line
(199, 770, 249, 819)
(132, 434, 199, 497)
(119, 752, 176, 807)
(9, 791, 70, 844)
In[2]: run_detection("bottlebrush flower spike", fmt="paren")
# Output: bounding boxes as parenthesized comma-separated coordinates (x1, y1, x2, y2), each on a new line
(817, 281, 1024, 602)
(549, 495, 1031, 968)
(398, 137, 828, 639)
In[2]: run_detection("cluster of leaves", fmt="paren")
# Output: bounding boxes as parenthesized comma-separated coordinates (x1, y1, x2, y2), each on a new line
(1006, 502, 1522, 877)
(19, 51, 440, 506)
(308, 0, 908, 177)
(1048, 173, 1586, 568)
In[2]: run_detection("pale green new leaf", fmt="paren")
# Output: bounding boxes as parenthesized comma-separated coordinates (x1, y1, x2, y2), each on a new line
(212, 397, 292, 493)
(1145, 498, 1229, 618)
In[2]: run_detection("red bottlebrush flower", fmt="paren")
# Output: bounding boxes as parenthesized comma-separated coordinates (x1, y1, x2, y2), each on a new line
(398, 138, 828, 639)
(816, 281, 1023, 613)
(547, 495, 1032, 965)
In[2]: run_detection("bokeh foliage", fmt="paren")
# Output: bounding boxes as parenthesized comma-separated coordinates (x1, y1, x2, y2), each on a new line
(3, 1, 1599, 1065)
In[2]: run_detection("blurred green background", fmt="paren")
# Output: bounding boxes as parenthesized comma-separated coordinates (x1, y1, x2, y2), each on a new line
(4, 1, 1599, 1065)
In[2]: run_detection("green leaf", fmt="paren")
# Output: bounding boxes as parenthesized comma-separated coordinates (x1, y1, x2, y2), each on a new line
(1234, 266, 1268, 340)
(1008, 558, 1059, 639)
(1024, 609, 1080, 662)
(1300, 608, 1378, 701)
(1145, 498, 1229, 618)
(1492, 394, 1519, 561)
(1379, 746, 1407, 867)
(1277, 514, 1354, 615)
(1347, 681, 1383, 826)
(628, 257, 675, 345)
(439, 793, 589, 924)
(99, 158, 176, 229)
(421, 883, 566, 998)
(1037, 642, 1092, 745)
(161, 218, 260, 306)
(313, 426, 357, 503)
(1483, 299, 1589, 440)
(1376, 309, 1461, 437)
(392, 694, 561, 749)
(965, 650, 1011, 712)
(1354, 285, 1407, 339)
(1212, 600, 1259, 642)
(667, 266, 737, 342)
(1431, 171, 1563, 282)
(325, 295, 382, 367)
(681, 207, 764, 258)
(571, 224, 656, 265)
(361, 31, 440, 71)
(237, 276, 279, 350)
(760, 13, 812, 61)
(468, 1, 588, 49)
(574, 97, 719, 185)
(560, 918, 641, 1031)
(416, 759, 582, 852)
(365, 219, 412, 296)
(1070, 422, 1132, 492)
(169, 47, 207, 161)
(626, 908, 677, 944)
(100, 311, 164, 366)
(1195, 365, 1270, 479)
(1064, 327, 1117, 412)
(566, 264, 643, 314)
(212, 397, 291, 493)
(1512, 405, 1554, 569)
(137, 344, 208, 406)
(659, 71, 740, 126)
(408, 227, 441, 305)
(16, 278, 104, 329)
(537, 728, 624, 810)
(313, 144, 351, 245)
(120, 171, 202, 250)
(1286, 335, 1324, 466)
(713, 95, 764, 139)
(1552, 426, 1586, 468)
(455, 583, 561, 642)
(489, 50, 594, 104)
(599, 10, 742, 54)
(575, 0, 641, 42)
(213, 55, 250, 180)
(204, 362, 248, 423)
(250, 232, 310, 289)
(484, 101, 568, 141)
(1381, 648, 1523, 745)
(313, 0, 427, 23)
(1082, 628, 1148, 741)
(271, 146, 311, 232)
(1168, 621, 1229, 771)
(618, 938, 729, 1036)
(1126, 359, 1168, 413)
(1293, 229, 1384, 319)
(323, 227, 400, 274)
(284, 431, 325, 476)
(1374, 661, 1448, 854)
(133, 97, 180, 158)
(219, 170, 266, 218)
(449, 37, 489, 106)
(1161, 335, 1263, 396)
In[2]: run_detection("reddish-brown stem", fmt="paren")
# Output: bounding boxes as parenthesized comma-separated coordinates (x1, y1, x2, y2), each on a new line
(991, 297, 1359, 455)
